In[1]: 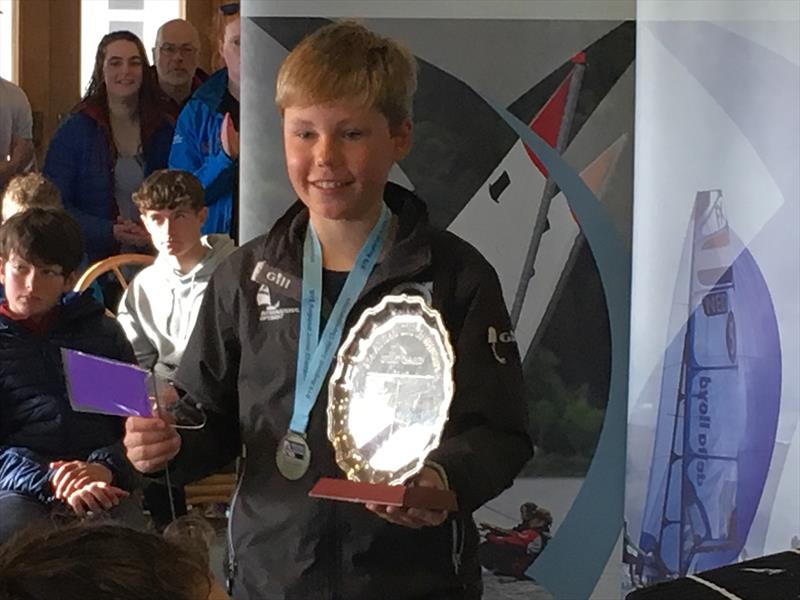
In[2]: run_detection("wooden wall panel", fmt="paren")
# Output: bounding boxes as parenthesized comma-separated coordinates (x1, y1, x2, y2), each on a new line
(186, 0, 215, 75)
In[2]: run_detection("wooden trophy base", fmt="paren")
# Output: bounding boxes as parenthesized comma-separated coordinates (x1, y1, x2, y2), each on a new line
(309, 477, 458, 512)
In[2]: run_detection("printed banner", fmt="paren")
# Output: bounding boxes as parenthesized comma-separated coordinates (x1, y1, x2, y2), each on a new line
(624, 1, 800, 594)
(241, 2, 635, 597)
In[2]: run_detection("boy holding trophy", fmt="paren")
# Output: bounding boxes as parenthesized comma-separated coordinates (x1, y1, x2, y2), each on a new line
(124, 21, 533, 599)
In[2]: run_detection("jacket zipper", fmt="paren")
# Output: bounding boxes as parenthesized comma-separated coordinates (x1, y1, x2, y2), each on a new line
(226, 442, 247, 594)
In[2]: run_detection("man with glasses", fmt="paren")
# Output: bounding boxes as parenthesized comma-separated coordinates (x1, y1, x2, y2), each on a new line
(153, 19, 207, 116)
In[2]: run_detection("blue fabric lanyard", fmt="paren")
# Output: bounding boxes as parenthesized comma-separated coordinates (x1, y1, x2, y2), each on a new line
(289, 203, 392, 433)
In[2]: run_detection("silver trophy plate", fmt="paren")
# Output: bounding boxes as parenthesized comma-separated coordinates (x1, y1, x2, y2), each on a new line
(327, 294, 455, 486)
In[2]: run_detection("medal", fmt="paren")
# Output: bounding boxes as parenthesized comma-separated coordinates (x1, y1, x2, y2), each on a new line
(276, 430, 312, 480)
(278, 203, 392, 480)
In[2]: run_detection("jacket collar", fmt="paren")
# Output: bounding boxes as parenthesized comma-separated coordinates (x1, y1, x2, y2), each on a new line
(257, 183, 433, 300)
(192, 67, 230, 111)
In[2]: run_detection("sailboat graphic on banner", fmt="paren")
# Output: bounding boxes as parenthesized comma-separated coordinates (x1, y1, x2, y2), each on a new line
(634, 190, 781, 583)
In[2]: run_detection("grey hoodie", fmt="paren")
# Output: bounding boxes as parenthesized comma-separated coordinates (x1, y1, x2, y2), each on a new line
(117, 234, 236, 380)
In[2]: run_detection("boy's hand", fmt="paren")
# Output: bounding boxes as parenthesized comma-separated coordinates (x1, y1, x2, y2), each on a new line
(124, 415, 181, 473)
(365, 466, 449, 529)
(50, 460, 113, 501)
(221, 112, 239, 159)
(65, 481, 129, 516)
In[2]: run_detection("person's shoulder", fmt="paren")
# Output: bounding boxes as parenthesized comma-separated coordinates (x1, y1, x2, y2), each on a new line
(0, 77, 28, 102)
(187, 68, 228, 109)
(55, 111, 98, 137)
(431, 229, 495, 275)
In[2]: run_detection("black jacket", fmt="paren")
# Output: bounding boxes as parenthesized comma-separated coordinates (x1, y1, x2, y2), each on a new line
(172, 184, 533, 599)
(0, 292, 137, 502)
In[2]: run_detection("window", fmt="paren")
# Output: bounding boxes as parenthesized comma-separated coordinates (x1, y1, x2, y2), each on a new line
(80, 0, 182, 95)
(0, 0, 14, 82)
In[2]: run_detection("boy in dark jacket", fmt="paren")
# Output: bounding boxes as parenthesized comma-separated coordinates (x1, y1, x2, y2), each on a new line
(124, 22, 532, 599)
(0, 209, 139, 544)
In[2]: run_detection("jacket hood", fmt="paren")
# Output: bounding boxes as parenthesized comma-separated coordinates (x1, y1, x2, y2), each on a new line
(152, 234, 235, 284)
(261, 182, 433, 279)
(0, 291, 105, 335)
(121, 234, 236, 380)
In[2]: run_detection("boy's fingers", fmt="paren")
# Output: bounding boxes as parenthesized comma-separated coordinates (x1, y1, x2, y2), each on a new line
(53, 463, 81, 497)
(80, 490, 104, 513)
(91, 488, 116, 511)
(67, 494, 86, 517)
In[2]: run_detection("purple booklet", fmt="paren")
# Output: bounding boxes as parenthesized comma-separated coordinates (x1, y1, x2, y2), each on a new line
(62, 349, 153, 418)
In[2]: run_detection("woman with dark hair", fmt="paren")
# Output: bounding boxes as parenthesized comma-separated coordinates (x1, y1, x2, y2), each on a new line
(43, 31, 173, 272)
(169, 2, 240, 239)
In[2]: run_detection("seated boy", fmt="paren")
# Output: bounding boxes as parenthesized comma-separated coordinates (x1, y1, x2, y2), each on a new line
(117, 169, 235, 383)
(0, 208, 140, 544)
(117, 169, 235, 526)
(124, 22, 532, 599)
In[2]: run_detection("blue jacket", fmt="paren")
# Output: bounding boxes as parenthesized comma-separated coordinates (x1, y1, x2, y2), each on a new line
(0, 292, 138, 503)
(169, 68, 236, 236)
(43, 107, 173, 262)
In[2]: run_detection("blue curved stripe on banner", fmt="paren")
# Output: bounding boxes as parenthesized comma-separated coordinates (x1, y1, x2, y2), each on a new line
(486, 100, 630, 599)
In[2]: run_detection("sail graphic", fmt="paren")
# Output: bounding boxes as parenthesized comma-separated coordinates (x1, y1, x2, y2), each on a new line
(636, 190, 781, 582)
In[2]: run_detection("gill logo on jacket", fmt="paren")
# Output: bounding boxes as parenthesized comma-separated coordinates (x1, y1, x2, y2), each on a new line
(251, 261, 300, 322)
(488, 326, 516, 364)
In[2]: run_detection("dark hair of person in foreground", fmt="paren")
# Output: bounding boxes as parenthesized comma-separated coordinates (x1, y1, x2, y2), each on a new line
(0, 522, 210, 600)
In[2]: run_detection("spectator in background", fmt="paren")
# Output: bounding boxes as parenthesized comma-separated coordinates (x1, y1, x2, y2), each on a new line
(1, 172, 105, 304)
(0, 76, 35, 190)
(0, 172, 62, 300)
(0, 209, 141, 544)
(117, 169, 234, 528)
(169, 1, 240, 240)
(43, 31, 173, 306)
(152, 19, 208, 119)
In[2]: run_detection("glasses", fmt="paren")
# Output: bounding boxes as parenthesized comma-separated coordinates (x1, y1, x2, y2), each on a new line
(219, 2, 240, 15)
(158, 43, 198, 57)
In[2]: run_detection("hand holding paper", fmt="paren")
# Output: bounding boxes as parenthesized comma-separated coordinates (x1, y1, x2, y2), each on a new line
(124, 415, 182, 473)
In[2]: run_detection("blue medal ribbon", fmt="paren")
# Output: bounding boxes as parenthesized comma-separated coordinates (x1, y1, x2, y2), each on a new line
(289, 203, 392, 434)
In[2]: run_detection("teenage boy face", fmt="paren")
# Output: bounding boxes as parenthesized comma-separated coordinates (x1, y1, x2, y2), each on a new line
(141, 206, 207, 258)
(0, 253, 76, 319)
(283, 100, 412, 224)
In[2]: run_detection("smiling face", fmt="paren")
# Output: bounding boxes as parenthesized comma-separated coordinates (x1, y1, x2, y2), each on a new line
(0, 253, 76, 320)
(102, 39, 144, 101)
(283, 100, 412, 226)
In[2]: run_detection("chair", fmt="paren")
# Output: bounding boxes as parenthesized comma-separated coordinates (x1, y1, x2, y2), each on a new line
(75, 253, 237, 515)
(73, 253, 155, 294)
(185, 472, 237, 508)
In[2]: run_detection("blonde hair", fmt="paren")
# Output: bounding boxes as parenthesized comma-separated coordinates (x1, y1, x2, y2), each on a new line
(275, 21, 417, 129)
(2, 173, 62, 216)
